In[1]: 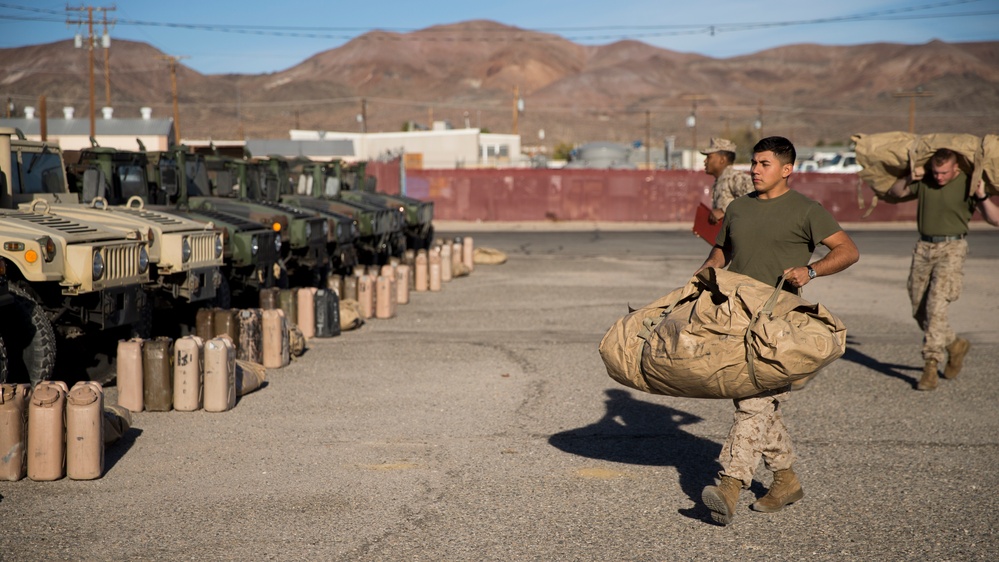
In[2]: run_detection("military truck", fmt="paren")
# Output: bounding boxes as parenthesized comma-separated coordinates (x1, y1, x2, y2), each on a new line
(1, 128, 151, 384)
(280, 156, 401, 264)
(0, 257, 12, 382)
(143, 147, 282, 307)
(191, 154, 330, 286)
(57, 147, 225, 314)
(342, 161, 434, 250)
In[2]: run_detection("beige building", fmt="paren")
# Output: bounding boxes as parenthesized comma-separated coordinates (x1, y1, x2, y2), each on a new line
(0, 106, 174, 151)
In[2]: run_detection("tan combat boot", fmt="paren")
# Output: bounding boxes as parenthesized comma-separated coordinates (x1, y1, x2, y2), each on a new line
(702, 475, 741, 525)
(917, 360, 939, 391)
(943, 338, 971, 379)
(751, 468, 804, 513)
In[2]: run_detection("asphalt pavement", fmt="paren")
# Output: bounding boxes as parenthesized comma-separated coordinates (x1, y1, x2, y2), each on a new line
(2, 224, 997, 561)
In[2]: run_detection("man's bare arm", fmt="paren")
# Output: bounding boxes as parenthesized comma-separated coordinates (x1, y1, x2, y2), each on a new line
(695, 245, 728, 276)
(782, 230, 860, 288)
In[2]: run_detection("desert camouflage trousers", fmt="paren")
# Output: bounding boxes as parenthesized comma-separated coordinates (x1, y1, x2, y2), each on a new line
(908, 239, 967, 363)
(718, 387, 795, 487)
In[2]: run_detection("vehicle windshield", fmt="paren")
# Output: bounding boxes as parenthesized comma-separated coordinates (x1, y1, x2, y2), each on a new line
(16, 149, 67, 195)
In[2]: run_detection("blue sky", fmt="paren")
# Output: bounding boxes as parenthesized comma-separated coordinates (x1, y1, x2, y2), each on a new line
(2, 0, 997, 75)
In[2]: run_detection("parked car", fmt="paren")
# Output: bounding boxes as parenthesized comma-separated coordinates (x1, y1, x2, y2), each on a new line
(816, 151, 861, 173)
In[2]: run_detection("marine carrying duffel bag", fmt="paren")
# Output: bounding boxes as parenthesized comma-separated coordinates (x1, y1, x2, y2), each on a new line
(598, 268, 847, 399)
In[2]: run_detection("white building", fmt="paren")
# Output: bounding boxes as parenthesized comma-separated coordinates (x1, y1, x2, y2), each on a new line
(0, 106, 174, 151)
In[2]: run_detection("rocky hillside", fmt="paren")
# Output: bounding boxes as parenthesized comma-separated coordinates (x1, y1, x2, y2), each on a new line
(2, 21, 996, 149)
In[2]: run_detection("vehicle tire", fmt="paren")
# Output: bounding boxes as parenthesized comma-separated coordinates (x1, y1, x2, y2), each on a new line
(130, 289, 154, 340)
(211, 275, 232, 310)
(0, 282, 57, 385)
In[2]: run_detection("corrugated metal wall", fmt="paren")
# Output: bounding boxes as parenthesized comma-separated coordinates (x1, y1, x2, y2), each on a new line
(367, 160, 917, 223)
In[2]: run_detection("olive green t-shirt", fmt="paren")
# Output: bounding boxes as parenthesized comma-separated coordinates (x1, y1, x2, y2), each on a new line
(716, 189, 843, 288)
(912, 171, 975, 236)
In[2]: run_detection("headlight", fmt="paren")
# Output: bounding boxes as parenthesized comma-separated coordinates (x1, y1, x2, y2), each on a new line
(139, 246, 150, 274)
(250, 235, 260, 256)
(214, 234, 224, 258)
(42, 236, 56, 263)
(181, 236, 192, 262)
(93, 250, 105, 280)
(274, 233, 282, 253)
(305, 222, 312, 238)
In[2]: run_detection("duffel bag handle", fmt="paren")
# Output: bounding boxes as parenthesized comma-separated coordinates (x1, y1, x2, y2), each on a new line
(745, 272, 791, 389)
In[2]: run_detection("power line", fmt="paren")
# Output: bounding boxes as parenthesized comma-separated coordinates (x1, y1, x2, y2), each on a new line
(0, 1, 995, 42)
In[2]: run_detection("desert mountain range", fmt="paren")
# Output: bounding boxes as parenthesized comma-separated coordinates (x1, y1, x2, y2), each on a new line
(2, 20, 997, 150)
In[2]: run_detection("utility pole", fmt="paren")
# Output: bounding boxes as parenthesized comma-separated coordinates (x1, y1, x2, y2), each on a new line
(754, 99, 764, 138)
(159, 54, 189, 143)
(361, 98, 367, 133)
(645, 110, 651, 170)
(67, 4, 115, 139)
(681, 94, 709, 152)
(100, 9, 114, 107)
(893, 88, 934, 133)
(512, 85, 524, 135)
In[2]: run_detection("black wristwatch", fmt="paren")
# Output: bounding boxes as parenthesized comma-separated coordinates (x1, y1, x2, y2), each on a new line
(973, 193, 989, 202)
(807, 265, 817, 280)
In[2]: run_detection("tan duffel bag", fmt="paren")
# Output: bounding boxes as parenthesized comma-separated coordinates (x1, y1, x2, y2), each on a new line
(599, 268, 847, 399)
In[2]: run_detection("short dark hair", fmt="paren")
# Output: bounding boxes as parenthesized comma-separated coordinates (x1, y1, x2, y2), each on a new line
(719, 151, 736, 165)
(931, 148, 957, 167)
(753, 136, 796, 166)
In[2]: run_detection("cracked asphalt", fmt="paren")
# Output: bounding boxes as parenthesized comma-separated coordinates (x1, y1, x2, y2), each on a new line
(2, 223, 997, 561)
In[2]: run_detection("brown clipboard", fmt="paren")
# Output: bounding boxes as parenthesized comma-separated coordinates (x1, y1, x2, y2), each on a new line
(693, 203, 722, 245)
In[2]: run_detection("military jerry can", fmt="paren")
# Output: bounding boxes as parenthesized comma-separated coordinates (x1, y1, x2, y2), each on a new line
(237, 309, 263, 363)
(279, 289, 298, 327)
(314, 289, 341, 338)
(173, 335, 204, 412)
(297, 287, 317, 339)
(203, 336, 236, 413)
(357, 275, 375, 319)
(396, 264, 411, 305)
(327, 274, 344, 299)
(343, 275, 359, 301)
(462, 235, 475, 272)
(262, 309, 291, 369)
(142, 337, 173, 412)
(196, 307, 216, 341)
(259, 287, 280, 310)
(27, 381, 68, 481)
(429, 250, 442, 292)
(0, 383, 31, 481)
(440, 242, 453, 282)
(213, 309, 241, 345)
(415, 250, 428, 292)
(66, 381, 104, 480)
(376, 275, 396, 319)
(116, 339, 145, 413)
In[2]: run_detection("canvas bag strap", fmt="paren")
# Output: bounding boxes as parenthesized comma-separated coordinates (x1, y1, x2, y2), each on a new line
(744, 273, 789, 389)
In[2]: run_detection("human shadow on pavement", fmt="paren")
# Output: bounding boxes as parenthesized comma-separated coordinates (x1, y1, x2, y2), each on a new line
(548, 389, 721, 521)
(840, 336, 919, 388)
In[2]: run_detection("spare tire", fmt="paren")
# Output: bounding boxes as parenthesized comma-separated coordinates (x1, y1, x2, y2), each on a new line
(0, 282, 57, 385)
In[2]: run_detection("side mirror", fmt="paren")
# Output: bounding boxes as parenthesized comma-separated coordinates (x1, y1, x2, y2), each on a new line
(81, 168, 107, 203)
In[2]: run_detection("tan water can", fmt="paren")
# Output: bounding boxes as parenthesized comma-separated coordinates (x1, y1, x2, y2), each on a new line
(142, 337, 173, 412)
(116, 338, 144, 413)
(27, 381, 68, 481)
(375, 275, 395, 319)
(415, 251, 429, 292)
(278, 289, 298, 328)
(203, 336, 236, 412)
(297, 287, 317, 339)
(262, 309, 290, 369)
(343, 275, 359, 301)
(66, 381, 104, 480)
(258, 287, 279, 310)
(173, 335, 204, 412)
(195, 307, 216, 341)
(396, 264, 410, 305)
(0, 383, 31, 481)
(213, 309, 240, 344)
(462, 235, 475, 272)
(327, 274, 344, 299)
(429, 250, 442, 292)
(357, 275, 375, 319)
(440, 242, 453, 282)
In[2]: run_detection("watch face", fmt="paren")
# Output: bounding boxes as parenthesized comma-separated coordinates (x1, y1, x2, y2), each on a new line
(808, 267, 816, 279)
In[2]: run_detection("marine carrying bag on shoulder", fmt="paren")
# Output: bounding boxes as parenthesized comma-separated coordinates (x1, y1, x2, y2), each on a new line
(599, 268, 847, 399)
